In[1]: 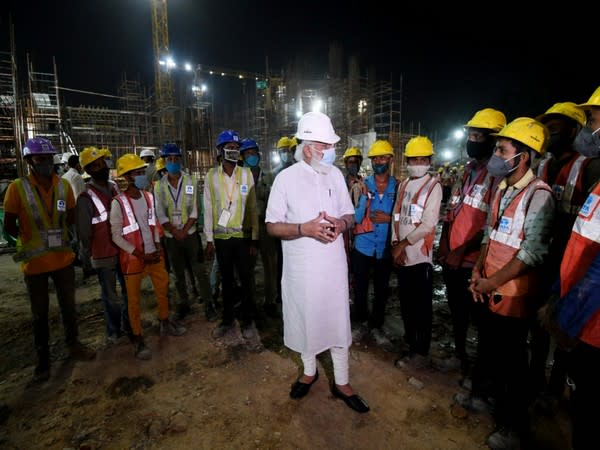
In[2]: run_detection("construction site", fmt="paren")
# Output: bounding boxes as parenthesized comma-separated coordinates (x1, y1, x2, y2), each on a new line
(0, 1, 415, 188)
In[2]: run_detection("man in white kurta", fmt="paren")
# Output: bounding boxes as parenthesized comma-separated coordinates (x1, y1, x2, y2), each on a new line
(266, 111, 369, 413)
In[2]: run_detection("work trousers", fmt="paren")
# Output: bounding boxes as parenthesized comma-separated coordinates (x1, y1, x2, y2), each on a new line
(395, 263, 433, 356)
(351, 249, 391, 330)
(124, 256, 169, 336)
(96, 264, 130, 337)
(249, 223, 278, 307)
(215, 237, 256, 326)
(24, 263, 78, 362)
(164, 233, 210, 308)
(442, 265, 485, 364)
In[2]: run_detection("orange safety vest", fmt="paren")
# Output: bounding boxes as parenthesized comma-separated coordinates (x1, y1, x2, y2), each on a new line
(114, 191, 157, 275)
(392, 174, 440, 259)
(560, 184, 600, 347)
(80, 183, 120, 261)
(484, 178, 552, 318)
(446, 165, 495, 266)
(539, 152, 590, 215)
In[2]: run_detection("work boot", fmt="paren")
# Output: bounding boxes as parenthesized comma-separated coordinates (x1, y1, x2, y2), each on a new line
(160, 319, 187, 337)
(68, 341, 96, 361)
(211, 321, 233, 339)
(133, 336, 152, 360)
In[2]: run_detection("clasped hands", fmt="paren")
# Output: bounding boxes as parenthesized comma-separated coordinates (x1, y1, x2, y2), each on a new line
(301, 211, 346, 243)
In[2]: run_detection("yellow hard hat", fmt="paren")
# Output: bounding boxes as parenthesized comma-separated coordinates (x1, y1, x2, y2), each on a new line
(368, 140, 394, 158)
(437, 167, 444, 173)
(117, 153, 146, 177)
(537, 102, 586, 127)
(80, 146, 103, 169)
(579, 86, 600, 109)
(464, 108, 507, 132)
(155, 157, 166, 172)
(343, 147, 362, 160)
(404, 136, 434, 157)
(289, 136, 298, 149)
(492, 117, 549, 155)
(277, 136, 291, 149)
(99, 147, 112, 158)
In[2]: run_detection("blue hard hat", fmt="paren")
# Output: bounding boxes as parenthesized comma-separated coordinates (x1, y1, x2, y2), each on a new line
(216, 130, 240, 148)
(22, 137, 57, 156)
(240, 138, 259, 153)
(160, 143, 182, 157)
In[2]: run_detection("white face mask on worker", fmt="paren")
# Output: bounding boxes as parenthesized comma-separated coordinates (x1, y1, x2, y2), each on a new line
(407, 164, 430, 178)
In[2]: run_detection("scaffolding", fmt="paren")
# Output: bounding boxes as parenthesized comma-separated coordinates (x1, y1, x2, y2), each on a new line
(0, 47, 20, 180)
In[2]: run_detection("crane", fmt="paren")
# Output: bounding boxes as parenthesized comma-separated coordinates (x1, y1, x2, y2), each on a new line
(150, 0, 175, 142)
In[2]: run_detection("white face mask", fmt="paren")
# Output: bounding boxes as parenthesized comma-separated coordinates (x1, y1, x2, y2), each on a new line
(407, 164, 430, 178)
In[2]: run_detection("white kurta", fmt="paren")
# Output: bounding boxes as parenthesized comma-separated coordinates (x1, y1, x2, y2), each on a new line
(266, 161, 355, 355)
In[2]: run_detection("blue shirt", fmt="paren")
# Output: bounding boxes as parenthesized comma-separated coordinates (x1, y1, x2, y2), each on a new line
(354, 175, 397, 259)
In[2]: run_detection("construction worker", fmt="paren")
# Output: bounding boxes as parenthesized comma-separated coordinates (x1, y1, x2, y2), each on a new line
(76, 146, 131, 345)
(140, 148, 156, 185)
(573, 85, 600, 157)
(266, 111, 369, 413)
(466, 118, 555, 449)
(62, 154, 85, 200)
(203, 130, 260, 342)
(3, 137, 96, 384)
(531, 102, 600, 400)
(440, 162, 454, 204)
(552, 181, 600, 450)
(343, 147, 364, 207)
(275, 136, 293, 174)
(240, 138, 279, 318)
(154, 143, 215, 322)
(391, 136, 442, 369)
(437, 108, 506, 376)
(110, 153, 186, 360)
(351, 140, 397, 349)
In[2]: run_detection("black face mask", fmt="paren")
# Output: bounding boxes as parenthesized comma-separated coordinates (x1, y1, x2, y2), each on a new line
(346, 163, 359, 176)
(547, 132, 573, 157)
(466, 140, 493, 159)
(90, 167, 110, 182)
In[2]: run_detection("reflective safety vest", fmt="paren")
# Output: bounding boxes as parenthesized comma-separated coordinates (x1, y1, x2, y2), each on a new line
(114, 191, 156, 274)
(540, 152, 590, 215)
(560, 184, 600, 346)
(206, 165, 251, 239)
(12, 177, 71, 263)
(80, 183, 120, 261)
(392, 174, 440, 259)
(484, 178, 552, 318)
(155, 173, 197, 237)
(446, 165, 495, 266)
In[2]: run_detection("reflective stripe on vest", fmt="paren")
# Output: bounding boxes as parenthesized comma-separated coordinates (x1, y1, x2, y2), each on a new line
(557, 155, 587, 215)
(573, 192, 600, 241)
(88, 188, 108, 224)
(207, 166, 249, 239)
(118, 192, 156, 236)
(13, 177, 70, 262)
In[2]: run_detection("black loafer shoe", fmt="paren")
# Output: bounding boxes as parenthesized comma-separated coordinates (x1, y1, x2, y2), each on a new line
(289, 370, 319, 399)
(331, 384, 370, 413)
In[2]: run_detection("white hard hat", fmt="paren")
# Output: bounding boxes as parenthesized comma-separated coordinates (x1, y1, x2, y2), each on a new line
(140, 149, 155, 158)
(53, 154, 62, 165)
(295, 111, 340, 145)
(61, 152, 74, 164)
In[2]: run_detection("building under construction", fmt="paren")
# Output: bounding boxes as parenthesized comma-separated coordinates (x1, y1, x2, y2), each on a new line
(1, 17, 413, 184)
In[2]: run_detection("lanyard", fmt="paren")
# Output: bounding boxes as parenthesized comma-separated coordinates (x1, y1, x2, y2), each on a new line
(168, 176, 184, 208)
(218, 167, 237, 209)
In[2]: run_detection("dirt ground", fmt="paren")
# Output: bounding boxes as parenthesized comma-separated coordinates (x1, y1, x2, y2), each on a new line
(0, 247, 573, 450)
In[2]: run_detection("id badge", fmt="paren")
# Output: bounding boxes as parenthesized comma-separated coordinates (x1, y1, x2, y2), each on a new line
(218, 209, 231, 227)
(580, 194, 598, 218)
(185, 185, 194, 195)
(47, 229, 63, 248)
(498, 216, 512, 233)
(410, 204, 423, 224)
(240, 184, 248, 196)
(56, 199, 66, 212)
(171, 210, 182, 227)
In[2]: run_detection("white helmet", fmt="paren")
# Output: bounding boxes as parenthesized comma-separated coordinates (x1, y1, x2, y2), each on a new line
(140, 149, 155, 158)
(295, 111, 340, 144)
(53, 154, 62, 165)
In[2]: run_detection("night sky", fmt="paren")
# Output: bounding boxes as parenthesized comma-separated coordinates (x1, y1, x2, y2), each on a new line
(3, 1, 599, 139)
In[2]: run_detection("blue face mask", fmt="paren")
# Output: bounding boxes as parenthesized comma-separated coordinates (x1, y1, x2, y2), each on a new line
(166, 161, 181, 174)
(320, 148, 336, 166)
(244, 155, 260, 168)
(280, 152, 290, 163)
(372, 163, 389, 174)
(134, 175, 149, 190)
